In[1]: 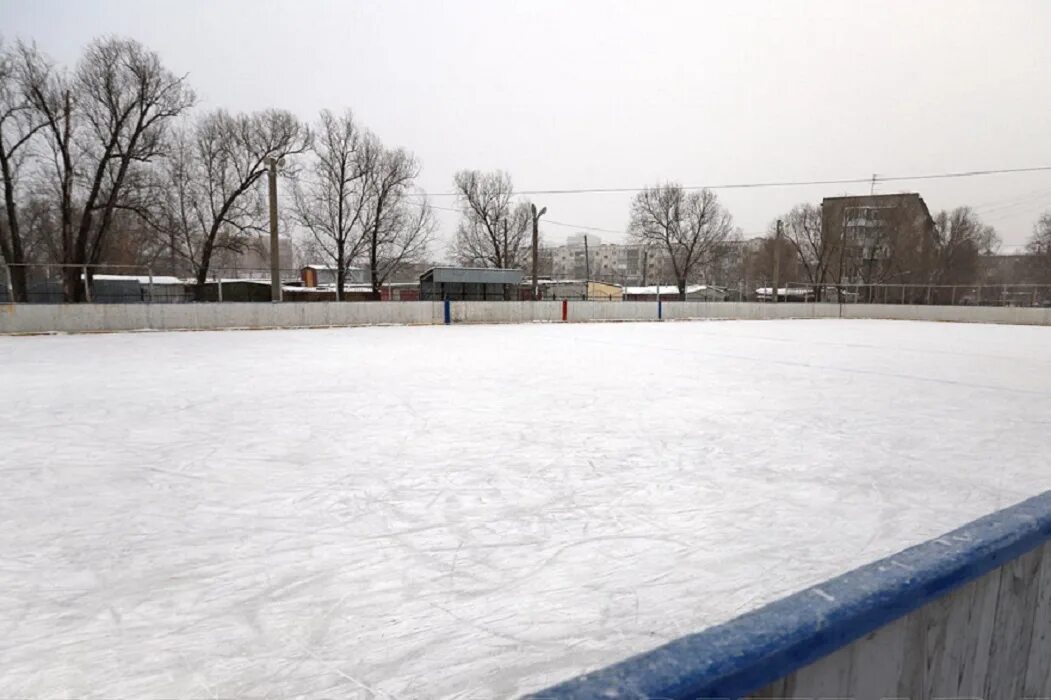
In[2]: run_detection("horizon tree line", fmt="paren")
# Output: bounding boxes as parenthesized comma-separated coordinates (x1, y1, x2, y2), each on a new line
(0, 35, 435, 302)
(3, 36, 1050, 303)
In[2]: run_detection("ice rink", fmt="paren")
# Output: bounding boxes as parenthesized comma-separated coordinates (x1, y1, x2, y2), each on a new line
(2, 319, 1050, 698)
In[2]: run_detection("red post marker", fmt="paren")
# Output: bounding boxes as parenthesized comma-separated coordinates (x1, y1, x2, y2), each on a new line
(562, 299, 568, 322)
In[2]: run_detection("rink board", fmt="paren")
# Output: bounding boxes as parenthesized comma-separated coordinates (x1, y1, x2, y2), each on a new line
(535, 490, 1051, 699)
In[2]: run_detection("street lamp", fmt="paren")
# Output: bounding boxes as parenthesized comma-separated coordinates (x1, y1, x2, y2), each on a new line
(530, 203, 547, 300)
(265, 156, 286, 302)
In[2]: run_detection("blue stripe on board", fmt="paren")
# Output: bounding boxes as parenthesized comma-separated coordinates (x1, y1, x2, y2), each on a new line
(528, 489, 1051, 699)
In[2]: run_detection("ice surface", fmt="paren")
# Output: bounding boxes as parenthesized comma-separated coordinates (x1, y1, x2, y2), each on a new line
(1, 319, 1050, 698)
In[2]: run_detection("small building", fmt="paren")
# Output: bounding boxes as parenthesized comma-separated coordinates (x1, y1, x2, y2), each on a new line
(66, 274, 187, 303)
(521, 279, 620, 300)
(419, 267, 523, 301)
(380, 282, 421, 301)
(586, 281, 623, 301)
(282, 285, 380, 302)
(755, 287, 815, 303)
(301, 265, 369, 288)
(194, 279, 272, 302)
(623, 284, 728, 302)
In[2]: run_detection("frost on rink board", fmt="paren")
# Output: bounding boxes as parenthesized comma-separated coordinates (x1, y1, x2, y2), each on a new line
(1, 319, 1050, 698)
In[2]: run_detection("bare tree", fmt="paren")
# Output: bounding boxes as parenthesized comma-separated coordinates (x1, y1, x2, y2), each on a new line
(837, 204, 932, 295)
(628, 184, 734, 300)
(21, 37, 195, 300)
(750, 230, 802, 293)
(157, 109, 310, 287)
(452, 169, 531, 270)
(1026, 211, 1051, 284)
(777, 203, 836, 300)
(292, 112, 432, 298)
(930, 207, 999, 285)
(361, 144, 434, 294)
(0, 40, 47, 300)
(292, 109, 371, 299)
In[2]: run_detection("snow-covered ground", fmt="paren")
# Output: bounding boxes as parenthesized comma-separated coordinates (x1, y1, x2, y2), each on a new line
(2, 319, 1050, 698)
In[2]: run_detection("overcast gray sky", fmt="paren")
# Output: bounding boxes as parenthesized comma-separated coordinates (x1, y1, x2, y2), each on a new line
(4, 0, 1050, 254)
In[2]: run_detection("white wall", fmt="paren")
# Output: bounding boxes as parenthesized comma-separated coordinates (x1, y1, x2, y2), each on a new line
(568, 301, 654, 322)
(0, 302, 439, 334)
(840, 303, 1051, 326)
(3, 301, 1051, 334)
(663, 302, 840, 321)
(450, 301, 562, 324)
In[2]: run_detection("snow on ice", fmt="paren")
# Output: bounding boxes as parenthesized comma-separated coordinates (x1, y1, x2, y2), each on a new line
(1, 319, 1050, 697)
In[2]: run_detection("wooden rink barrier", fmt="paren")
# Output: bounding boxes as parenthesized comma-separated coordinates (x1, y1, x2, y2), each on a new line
(3, 301, 1051, 334)
(530, 490, 1051, 700)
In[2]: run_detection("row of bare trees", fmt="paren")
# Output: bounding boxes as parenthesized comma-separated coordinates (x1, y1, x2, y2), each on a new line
(448, 177, 739, 301)
(763, 203, 1004, 298)
(1, 37, 195, 301)
(0, 36, 434, 302)
(448, 175, 1051, 302)
(295, 110, 434, 299)
(7, 38, 1049, 304)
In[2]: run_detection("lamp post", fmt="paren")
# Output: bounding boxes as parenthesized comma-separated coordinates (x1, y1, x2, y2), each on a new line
(266, 156, 285, 302)
(530, 203, 547, 300)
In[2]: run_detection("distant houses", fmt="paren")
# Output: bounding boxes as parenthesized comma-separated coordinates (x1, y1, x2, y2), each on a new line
(623, 284, 728, 302)
(419, 267, 523, 301)
(300, 265, 369, 288)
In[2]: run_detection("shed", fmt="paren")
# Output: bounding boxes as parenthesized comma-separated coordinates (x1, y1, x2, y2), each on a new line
(623, 284, 728, 302)
(755, 287, 815, 303)
(419, 267, 523, 301)
(17, 274, 190, 303)
(527, 280, 623, 301)
(301, 265, 369, 288)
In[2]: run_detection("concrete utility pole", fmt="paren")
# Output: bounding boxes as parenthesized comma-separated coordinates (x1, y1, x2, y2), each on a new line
(530, 203, 547, 300)
(772, 219, 783, 304)
(583, 234, 591, 299)
(266, 156, 284, 302)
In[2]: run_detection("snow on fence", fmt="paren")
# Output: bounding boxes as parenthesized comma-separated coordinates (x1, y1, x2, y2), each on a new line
(532, 490, 1051, 699)
(2, 301, 1051, 334)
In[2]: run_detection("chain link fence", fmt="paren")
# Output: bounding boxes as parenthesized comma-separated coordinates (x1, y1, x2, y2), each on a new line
(4, 262, 1051, 308)
(0, 263, 304, 304)
(776, 281, 1051, 307)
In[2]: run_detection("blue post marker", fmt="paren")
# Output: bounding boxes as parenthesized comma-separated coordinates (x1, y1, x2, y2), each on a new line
(658, 291, 663, 320)
(443, 298, 451, 325)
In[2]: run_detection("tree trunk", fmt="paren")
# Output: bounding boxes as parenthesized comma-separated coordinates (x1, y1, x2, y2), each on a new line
(369, 232, 380, 296)
(336, 239, 345, 302)
(0, 229, 29, 302)
(62, 266, 89, 303)
(6, 264, 27, 302)
(0, 155, 29, 302)
(678, 278, 687, 301)
(195, 234, 216, 288)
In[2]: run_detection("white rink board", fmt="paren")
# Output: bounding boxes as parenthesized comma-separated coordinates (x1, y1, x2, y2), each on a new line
(2, 319, 1050, 698)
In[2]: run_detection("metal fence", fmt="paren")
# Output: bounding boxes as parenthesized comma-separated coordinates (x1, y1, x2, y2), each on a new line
(0, 263, 303, 304)
(779, 281, 1051, 307)
(4, 262, 1050, 308)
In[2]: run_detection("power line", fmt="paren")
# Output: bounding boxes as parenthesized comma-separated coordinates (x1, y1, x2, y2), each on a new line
(408, 165, 1051, 198)
(543, 219, 624, 234)
(971, 187, 1050, 214)
(418, 200, 630, 236)
(301, 166, 1051, 243)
